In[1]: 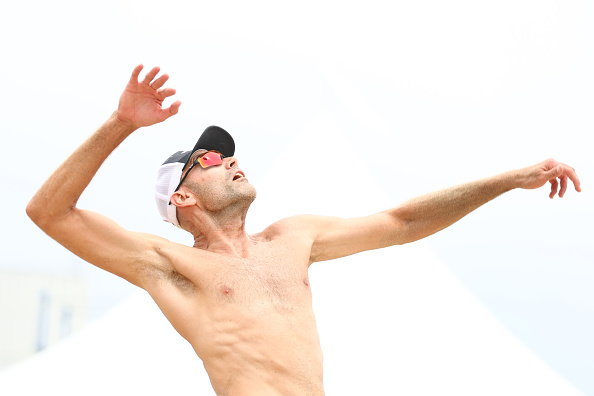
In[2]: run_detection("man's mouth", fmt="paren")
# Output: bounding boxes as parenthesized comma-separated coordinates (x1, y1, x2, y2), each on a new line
(233, 171, 246, 181)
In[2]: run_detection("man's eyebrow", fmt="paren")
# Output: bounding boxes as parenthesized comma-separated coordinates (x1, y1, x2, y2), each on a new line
(192, 149, 212, 162)
(191, 149, 209, 160)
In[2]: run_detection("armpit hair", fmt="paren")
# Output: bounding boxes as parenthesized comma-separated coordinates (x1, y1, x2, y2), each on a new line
(166, 269, 196, 294)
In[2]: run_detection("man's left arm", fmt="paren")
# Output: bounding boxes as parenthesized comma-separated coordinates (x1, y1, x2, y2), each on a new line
(308, 158, 581, 263)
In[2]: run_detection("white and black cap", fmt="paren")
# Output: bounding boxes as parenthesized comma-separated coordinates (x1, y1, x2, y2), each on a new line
(154, 126, 235, 227)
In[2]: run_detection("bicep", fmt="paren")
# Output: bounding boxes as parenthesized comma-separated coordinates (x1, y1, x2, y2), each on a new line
(309, 212, 407, 263)
(37, 208, 166, 288)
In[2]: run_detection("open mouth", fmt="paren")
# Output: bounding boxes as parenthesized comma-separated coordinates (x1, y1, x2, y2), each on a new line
(233, 171, 246, 181)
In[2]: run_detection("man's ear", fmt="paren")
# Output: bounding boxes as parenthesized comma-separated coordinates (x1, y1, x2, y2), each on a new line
(170, 190, 197, 209)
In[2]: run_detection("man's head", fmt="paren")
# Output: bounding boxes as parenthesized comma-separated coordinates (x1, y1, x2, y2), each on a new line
(154, 126, 256, 228)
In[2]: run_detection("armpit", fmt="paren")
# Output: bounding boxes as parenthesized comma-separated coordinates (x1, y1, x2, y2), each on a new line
(166, 269, 196, 294)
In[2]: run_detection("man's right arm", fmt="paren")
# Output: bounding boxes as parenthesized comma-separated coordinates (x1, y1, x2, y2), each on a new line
(26, 65, 181, 288)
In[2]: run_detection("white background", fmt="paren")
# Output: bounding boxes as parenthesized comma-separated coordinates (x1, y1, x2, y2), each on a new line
(1, 0, 592, 394)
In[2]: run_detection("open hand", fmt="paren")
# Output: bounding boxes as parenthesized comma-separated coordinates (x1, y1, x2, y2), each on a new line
(519, 159, 582, 198)
(116, 65, 182, 128)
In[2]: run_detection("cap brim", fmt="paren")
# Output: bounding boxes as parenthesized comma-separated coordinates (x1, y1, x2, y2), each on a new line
(177, 125, 235, 171)
(193, 126, 235, 158)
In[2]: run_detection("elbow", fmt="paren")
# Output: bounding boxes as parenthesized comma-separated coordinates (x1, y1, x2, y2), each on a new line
(26, 198, 39, 220)
(380, 212, 414, 247)
(394, 220, 441, 245)
(383, 207, 431, 245)
(26, 193, 77, 230)
(26, 198, 45, 227)
(26, 197, 60, 229)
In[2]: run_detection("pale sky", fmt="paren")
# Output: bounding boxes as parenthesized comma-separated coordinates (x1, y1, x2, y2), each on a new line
(1, 0, 593, 394)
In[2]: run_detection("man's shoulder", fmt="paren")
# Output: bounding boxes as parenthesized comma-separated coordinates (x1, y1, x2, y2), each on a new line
(132, 230, 178, 249)
(265, 214, 321, 229)
(132, 231, 204, 264)
(258, 215, 330, 239)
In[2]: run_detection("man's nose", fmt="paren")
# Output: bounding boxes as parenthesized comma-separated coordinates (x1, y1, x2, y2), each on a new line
(225, 156, 238, 169)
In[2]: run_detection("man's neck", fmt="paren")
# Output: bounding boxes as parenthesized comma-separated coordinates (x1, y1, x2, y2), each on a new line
(188, 210, 256, 257)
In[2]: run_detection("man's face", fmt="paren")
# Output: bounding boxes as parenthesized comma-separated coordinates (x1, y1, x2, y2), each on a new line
(180, 150, 256, 212)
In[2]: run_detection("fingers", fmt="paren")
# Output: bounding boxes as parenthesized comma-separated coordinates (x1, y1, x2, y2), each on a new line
(563, 164, 582, 193)
(168, 100, 182, 116)
(559, 175, 568, 197)
(156, 87, 176, 100)
(137, 66, 177, 96)
(549, 178, 558, 199)
(546, 161, 581, 198)
(132, 65, 175, 92)
(157, 100, 182, 122)
(130, 64, 162, 86)
(142, 66, 161, 85)
(129, 64, 144, 83)
(150, 73, 169, 90)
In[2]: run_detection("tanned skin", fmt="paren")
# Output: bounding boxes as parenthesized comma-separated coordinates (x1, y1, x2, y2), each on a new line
(26, 65, 581, 396)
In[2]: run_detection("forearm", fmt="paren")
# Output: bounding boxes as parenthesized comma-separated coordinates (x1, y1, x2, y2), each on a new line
(27, 112, 137, 224)
(387, 170, 520, 244)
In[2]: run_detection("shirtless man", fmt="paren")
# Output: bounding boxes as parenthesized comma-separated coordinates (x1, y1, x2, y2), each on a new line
(26, 65, 581, 396)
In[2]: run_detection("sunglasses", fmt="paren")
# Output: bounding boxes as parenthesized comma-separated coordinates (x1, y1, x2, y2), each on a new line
(171, 150, 226, 197)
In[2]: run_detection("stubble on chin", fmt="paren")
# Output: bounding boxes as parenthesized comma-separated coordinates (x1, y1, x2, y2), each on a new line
(189, 180, 257, 213)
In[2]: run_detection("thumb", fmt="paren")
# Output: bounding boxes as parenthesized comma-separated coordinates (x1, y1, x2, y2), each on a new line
(546, 165, 563, 180)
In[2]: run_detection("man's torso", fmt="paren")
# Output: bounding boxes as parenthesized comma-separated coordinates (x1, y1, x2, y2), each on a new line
(143, 220, 325, 395)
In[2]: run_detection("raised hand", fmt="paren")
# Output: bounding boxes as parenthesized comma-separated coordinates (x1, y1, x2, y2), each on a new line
(518, 159, 582, 198)
(116, 65, 182, 129)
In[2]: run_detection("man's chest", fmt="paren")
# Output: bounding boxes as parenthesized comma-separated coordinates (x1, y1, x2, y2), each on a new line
(149, 235, 318, 355)
(200, 242, 312, 308)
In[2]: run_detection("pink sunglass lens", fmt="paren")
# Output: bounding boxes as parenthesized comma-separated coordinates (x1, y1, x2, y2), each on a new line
(198, 152, 224, 168)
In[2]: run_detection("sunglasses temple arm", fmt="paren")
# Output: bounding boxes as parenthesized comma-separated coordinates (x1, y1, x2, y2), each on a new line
(168, 163, 196, 205)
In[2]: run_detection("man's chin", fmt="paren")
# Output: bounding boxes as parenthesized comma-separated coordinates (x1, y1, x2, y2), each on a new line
(229, 183, 257, 207)
(243, 184, 257, 204)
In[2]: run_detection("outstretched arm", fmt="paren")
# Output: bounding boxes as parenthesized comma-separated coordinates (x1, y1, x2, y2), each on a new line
(26, 65, 181, 287)
(307, 159, 581, 263)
